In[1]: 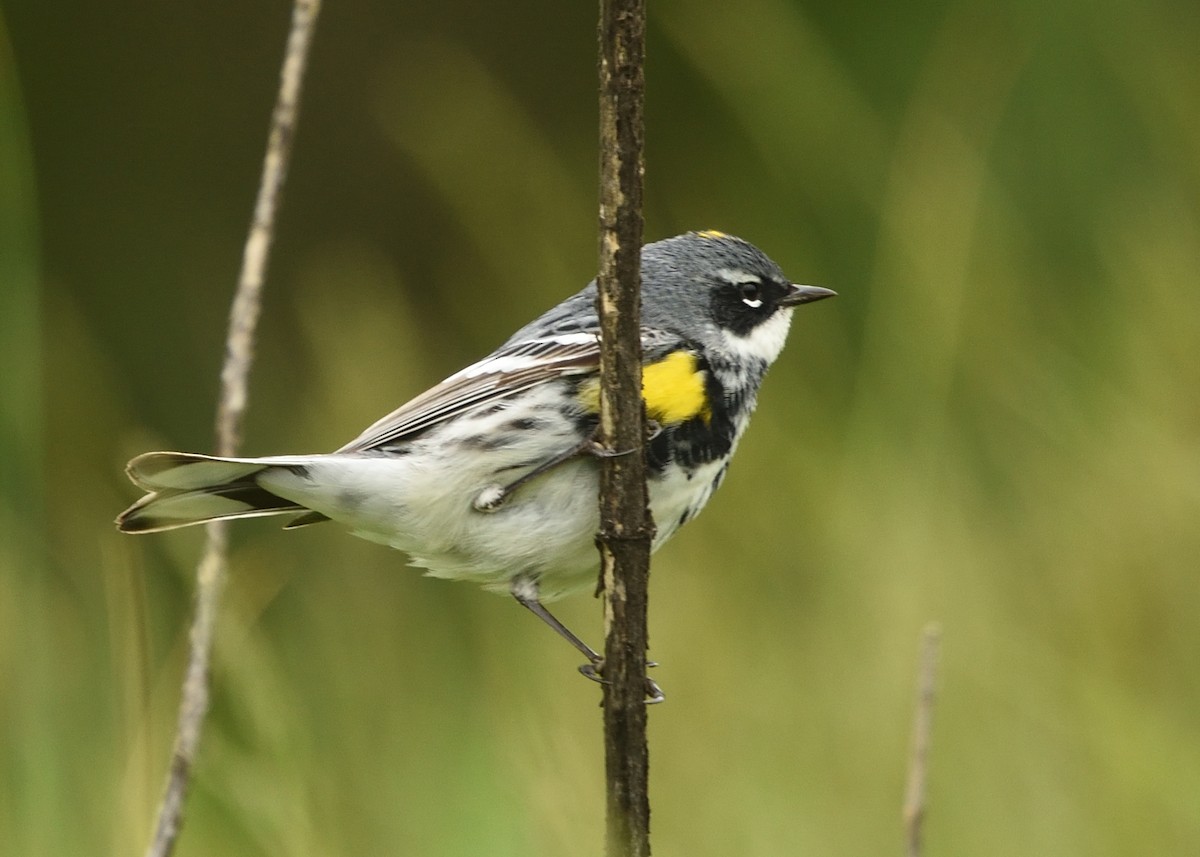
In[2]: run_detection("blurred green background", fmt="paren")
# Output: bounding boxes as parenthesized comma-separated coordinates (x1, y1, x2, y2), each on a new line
(2, 0, 1198, 854)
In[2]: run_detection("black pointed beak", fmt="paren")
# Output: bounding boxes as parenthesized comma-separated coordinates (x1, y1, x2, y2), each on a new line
(781, 284, 837, 306)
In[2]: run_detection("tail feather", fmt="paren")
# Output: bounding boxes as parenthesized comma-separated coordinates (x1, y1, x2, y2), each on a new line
(126, 451, 313, 490)
(283, 510, 333, 529)
(117, 451, 311, 534)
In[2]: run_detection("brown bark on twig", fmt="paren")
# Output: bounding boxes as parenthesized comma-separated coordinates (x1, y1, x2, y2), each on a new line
(903, 622, 942, 857)
(596, 1, 651, 856)
(144, 3, 321, 855)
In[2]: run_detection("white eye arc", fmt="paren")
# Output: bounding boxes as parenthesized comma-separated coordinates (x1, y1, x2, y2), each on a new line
(738, 281, 763, 308)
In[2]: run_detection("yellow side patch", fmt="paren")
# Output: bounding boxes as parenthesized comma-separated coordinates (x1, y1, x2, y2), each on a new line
(644, 351, 710, 424)
(578, 351, 710, 425)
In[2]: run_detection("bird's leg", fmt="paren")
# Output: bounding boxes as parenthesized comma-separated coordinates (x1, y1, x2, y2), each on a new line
(511, 577, 602, 664)
(511, 577, 664, 703)
(473, 438, 594, 512)
(474, 421, 662, 513)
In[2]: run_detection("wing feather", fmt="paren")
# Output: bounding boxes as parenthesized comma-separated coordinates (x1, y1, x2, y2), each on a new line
(336, 335, 600, 452)
(336, 329, 681, 453)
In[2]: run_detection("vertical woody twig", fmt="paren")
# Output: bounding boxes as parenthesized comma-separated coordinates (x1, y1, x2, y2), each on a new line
(144, 2, 321, 855)
(596, 1, 651, 856)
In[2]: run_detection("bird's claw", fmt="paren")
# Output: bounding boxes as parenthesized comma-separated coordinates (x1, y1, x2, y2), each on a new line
(585, 421, 663, 460)
(578, 661, 604, 683)
(578, 659, 664, 703)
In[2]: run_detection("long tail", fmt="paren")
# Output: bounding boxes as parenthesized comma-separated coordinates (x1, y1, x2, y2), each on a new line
(116, 451, 327, 533)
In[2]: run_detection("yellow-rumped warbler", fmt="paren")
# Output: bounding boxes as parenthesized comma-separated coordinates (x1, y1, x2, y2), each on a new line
(117, 231, 834, 690)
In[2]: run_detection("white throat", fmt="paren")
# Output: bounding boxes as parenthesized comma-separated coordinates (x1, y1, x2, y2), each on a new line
(718, 307, 794, 365)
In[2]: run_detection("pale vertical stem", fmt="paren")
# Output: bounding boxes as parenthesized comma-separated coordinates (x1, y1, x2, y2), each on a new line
(144, 3, 321, 856)
(903, 622, 942, 857)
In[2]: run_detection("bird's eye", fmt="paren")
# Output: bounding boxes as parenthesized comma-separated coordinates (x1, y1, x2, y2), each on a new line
(739, 282, 763, 309)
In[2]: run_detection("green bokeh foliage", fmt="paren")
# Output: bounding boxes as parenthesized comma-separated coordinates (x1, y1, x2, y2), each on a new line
(2, 0, 1198, 854)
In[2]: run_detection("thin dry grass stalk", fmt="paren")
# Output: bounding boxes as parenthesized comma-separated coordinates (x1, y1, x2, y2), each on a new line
(144, 2, 322, 855)
(903, 622, 942, 857)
